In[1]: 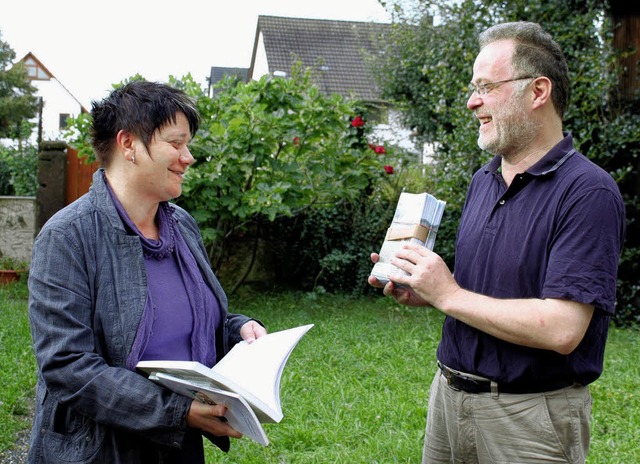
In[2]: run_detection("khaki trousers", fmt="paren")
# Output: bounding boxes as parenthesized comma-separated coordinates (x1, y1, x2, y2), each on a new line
(422, 369, 592, 463)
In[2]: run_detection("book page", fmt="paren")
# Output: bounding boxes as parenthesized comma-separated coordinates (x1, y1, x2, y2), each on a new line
(211, 324, 314, 423)
(136, 324, 314, 424)
(150, 373, 269, 446)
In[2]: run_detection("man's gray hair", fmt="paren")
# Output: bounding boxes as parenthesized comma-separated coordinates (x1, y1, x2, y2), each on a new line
(479, 22, 570, 118)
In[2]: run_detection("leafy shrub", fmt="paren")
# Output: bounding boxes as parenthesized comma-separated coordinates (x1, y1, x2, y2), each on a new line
(0, 145, 38, 196)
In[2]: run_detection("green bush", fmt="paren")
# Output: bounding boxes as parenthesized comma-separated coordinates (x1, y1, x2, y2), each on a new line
(176, 71, 406, 291)
(0, 156, 11, 195)
(0, 145, 38, 196)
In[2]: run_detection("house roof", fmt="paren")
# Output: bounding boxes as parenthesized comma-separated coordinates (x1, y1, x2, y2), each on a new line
(249, 15, 393, 102)
(17, 52, 87, 111)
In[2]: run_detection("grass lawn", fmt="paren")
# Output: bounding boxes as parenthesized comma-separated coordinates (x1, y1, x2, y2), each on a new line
(1, 280, 638, 463)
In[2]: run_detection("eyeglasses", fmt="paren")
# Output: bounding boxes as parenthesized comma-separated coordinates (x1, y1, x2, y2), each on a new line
(468, 76, 536, 96)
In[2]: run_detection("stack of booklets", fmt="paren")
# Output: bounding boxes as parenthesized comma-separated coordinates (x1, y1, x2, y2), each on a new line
(370, 191, 446, 284)
(137, 324, 314, 446)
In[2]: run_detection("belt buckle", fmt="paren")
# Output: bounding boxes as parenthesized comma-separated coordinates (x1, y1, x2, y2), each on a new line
(440, 365, 460, 391)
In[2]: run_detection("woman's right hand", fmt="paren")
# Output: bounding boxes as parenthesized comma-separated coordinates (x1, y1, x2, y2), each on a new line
(186, 400, 243, 438)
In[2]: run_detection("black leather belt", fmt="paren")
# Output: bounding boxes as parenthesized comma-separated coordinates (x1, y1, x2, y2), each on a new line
(438, 362, 494, 393)
(438, 362, 575, 394)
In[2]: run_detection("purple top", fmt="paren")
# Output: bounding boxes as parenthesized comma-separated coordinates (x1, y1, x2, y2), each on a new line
(106, 179, 221, 366)
(141, 253, 194, 360)
(437, 134, 626, 388)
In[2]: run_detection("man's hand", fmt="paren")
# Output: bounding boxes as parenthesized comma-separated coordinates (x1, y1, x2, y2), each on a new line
(389, 244, 460, 309)
(368, 251, 433, 307)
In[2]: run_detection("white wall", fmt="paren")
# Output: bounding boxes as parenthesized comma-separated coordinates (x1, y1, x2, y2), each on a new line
(371, 109, 421, 155)
(251, 33, 271, 78)
(32, 78, 84, 143)
(1, 77, 84, 148)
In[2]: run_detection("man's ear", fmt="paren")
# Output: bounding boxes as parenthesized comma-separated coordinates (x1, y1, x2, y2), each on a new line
(531, 76, 553, 110)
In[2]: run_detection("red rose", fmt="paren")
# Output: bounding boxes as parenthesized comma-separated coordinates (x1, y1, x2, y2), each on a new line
(351, 115, 365, 127)
(293, 137, 300, 146)
(374, 145, 386, 154)
(384, 165, 394, 174)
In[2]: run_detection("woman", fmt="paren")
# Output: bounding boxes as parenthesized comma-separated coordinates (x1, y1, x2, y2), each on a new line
(27, 80, 267, 463)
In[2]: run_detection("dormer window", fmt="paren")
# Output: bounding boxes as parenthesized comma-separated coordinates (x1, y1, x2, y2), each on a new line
(23, 55, 52, 81)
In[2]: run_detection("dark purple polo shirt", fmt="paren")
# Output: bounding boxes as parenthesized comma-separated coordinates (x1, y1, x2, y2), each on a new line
(437, 134, 625, 389)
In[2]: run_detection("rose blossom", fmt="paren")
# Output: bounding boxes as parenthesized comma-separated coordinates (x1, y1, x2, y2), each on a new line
(351, 115, 365, 127)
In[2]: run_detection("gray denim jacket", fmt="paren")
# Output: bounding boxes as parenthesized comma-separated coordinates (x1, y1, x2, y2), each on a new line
(27, 169, 252, 463)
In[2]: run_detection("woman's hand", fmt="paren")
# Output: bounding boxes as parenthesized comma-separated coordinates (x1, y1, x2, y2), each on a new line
(240, 320, 268, 344)
(186, 401, 243, 438)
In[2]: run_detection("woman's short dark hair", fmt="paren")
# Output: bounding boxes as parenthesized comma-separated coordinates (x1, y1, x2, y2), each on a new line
(479, 21, 570, 118)
(90, 80, 200, 166)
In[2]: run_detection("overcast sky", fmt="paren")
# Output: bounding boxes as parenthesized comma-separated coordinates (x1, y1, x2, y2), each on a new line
(1, 0, 391, 108)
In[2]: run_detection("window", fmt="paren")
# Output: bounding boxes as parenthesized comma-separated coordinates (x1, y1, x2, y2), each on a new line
(364, 104, 389, 125)
(59, 114, 70, 130)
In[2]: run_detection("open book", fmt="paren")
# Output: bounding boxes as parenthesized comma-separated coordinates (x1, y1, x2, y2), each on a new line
(137, 323, 314, 446)
(370, 191, 446, 284)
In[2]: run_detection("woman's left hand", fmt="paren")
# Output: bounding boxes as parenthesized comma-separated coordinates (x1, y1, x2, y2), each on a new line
(240, 321, 268, 343)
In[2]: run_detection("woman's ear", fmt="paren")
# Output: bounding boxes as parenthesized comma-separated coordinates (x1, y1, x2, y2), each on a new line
(116, 130, 136, 163)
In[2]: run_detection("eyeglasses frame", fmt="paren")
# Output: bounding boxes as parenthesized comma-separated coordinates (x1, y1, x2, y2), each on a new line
(468, 76, 537, 97)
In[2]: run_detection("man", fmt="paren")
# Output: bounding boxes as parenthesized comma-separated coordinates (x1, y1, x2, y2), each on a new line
(369, 21, 626, 463)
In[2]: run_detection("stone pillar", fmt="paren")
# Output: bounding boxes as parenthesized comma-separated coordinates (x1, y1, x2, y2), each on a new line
(36, 141, 68, 234)
(0, 197, 36, 264)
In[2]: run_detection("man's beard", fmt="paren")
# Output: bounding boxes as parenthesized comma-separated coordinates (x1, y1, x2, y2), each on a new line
(478, 93, 540, 160)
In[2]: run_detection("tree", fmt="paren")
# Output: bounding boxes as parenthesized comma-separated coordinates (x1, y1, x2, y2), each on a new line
(378, 0, 639, 326)
(0, 31, 38, 142)
(174, 69, 397, 292)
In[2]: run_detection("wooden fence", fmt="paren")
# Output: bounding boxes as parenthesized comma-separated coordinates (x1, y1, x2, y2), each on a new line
(66, 146, 99, 204)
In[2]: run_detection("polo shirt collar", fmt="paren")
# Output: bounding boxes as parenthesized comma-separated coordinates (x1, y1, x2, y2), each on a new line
(483, 133, 577, 177)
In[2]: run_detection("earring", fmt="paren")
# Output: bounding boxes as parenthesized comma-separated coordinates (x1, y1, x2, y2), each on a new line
(131, 155, 135, 164)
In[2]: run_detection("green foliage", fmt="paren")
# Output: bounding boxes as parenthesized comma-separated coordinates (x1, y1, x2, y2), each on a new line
(176, 68, 395, 284)
(0, 155, 11, 194)
(0, 254, 28, 270)
(0, 32, 39, 142)
(63, 112, 94, 161)
(376, 0, 496, 267)
(379, 0, 639, 325)
(0, 145, 38, 196)
(270, 145, 432, 295)
(267, 196, 393, 295)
